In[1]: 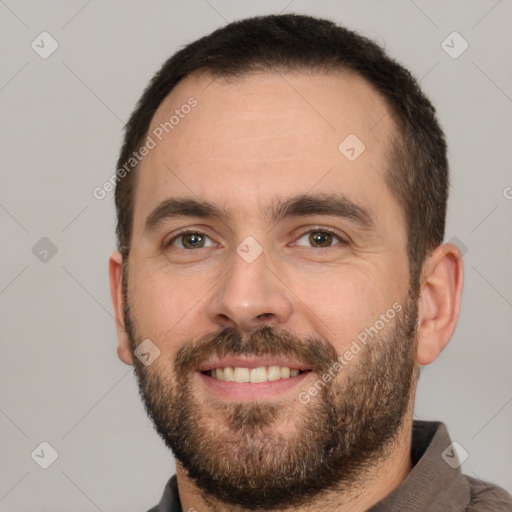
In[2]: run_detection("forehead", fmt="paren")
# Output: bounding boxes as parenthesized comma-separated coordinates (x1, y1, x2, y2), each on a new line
(132, 70, 401, 234)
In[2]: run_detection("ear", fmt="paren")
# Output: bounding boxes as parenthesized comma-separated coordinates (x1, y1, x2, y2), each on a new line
(415, 242, 464, 366)
(109, 251, 134, 365)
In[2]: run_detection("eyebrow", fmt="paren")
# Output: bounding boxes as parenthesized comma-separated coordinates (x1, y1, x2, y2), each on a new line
(144, 192, 375, 234)
(268, 193, 374, 230)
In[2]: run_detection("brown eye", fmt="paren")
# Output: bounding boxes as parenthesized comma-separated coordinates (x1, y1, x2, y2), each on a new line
(169, 232, 213, 250)
(309, 231, 333, 248)
(295, 230, 344, 248)
(182, 233, 205, 249)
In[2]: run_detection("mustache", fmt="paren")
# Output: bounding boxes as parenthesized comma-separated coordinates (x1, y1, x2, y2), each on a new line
(173, 325, 339, 378)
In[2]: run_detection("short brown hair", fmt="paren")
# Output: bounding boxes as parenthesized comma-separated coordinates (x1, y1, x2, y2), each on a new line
(115, 14, 448, 285)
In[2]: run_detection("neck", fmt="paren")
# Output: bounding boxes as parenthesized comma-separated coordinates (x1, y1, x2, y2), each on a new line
(176, 412, 414, 512)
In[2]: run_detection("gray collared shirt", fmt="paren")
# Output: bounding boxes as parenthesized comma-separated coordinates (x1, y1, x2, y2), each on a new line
(147, 420, 512, 511)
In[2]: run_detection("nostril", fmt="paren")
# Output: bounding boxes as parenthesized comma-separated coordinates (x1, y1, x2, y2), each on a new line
(256, 313, 273, 319)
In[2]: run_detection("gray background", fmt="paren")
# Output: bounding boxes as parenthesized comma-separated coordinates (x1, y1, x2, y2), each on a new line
(1, 0, 511, 510)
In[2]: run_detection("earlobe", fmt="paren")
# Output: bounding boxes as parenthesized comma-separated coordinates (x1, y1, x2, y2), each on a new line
(415, 243, 464, 366)
(109, 251, 134, 365)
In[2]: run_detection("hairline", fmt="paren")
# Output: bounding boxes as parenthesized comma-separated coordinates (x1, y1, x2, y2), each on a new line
(121, 67, 422, 289)
(128, 65, 404, 227)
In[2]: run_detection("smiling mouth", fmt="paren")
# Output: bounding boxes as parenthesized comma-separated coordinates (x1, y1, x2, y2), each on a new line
(201, 366, 311, 383)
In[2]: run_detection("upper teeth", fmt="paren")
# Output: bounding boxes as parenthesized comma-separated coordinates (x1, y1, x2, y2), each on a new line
(208, 366, 301, 382)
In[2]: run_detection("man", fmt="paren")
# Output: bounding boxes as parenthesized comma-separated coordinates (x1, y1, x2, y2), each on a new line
(108, 14, 512, 512)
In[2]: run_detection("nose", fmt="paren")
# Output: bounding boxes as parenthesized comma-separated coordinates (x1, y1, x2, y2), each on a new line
(205, 245, 293, 333)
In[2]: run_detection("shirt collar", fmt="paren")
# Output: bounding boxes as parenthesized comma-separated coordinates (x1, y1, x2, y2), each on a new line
(153, 420, 469, 512)
(368, 420, 470, 512)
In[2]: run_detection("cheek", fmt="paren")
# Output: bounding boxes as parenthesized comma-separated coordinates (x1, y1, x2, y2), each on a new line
(128, 267, 203, 349)
(289, 263, 402, 351)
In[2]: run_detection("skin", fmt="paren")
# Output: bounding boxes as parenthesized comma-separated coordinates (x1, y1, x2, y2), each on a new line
(109, 70, 464, 512)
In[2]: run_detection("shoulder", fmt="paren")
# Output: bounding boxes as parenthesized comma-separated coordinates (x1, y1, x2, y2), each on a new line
(465, 476, 512, 511)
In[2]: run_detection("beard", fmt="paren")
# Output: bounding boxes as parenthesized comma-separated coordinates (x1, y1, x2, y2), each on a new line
(122, 266, 419, 510)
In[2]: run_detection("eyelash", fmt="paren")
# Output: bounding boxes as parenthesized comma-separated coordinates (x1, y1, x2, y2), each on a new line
(165, 227, 348, 250)
(294, 227, 348, 248)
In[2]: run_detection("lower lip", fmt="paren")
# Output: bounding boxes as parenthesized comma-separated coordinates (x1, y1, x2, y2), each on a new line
(196, 371, 313, 400)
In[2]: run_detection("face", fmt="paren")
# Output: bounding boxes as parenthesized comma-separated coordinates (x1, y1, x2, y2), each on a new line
(118, 71, 419, 509)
